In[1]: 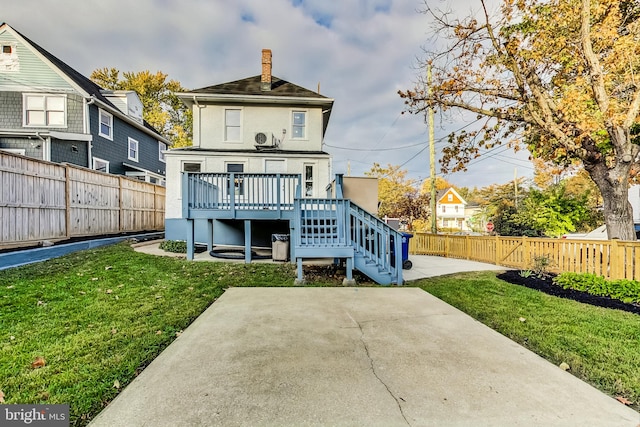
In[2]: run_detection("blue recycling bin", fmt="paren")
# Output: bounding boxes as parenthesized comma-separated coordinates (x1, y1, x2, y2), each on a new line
(401, 232, 413, 270)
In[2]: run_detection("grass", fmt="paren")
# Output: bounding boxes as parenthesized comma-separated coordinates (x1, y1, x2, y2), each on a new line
(2, 244, 639, 424)
(414, 271, 640, 411)
(0, 242, 341, 426)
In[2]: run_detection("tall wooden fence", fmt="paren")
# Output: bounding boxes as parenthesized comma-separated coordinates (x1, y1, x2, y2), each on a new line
(0, 152, 165, 250)
(409, 232, 640, 281)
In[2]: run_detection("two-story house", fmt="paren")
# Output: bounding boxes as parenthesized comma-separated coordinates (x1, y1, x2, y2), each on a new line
(165, 49, 334, 244)
(0, 23, 170, 184)
(437, 187, 470, 231)
(165, 50, 405, 285)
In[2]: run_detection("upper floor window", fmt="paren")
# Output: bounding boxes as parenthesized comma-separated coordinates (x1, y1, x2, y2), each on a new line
(292, 111, 306, 139)
(0, 43, 19, 72)
(447, 194, 453, 201)
(23, 94, 66, 127)
(158, 142, 167, 162)
(442, 205, 446, 213)
(128, 137, 139, 162)
(225, 109, 241, 142)
(99, 109, 113, 140)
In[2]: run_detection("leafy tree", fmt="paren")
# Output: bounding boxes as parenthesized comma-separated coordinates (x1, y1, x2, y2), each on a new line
(515, 185, 598, 237)
(90, 68, 192, 147)
(365, 163, 429, 224)
(400, 0, 640, 240)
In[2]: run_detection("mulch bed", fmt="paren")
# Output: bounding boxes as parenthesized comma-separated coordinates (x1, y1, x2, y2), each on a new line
(497, 270, 640, 316)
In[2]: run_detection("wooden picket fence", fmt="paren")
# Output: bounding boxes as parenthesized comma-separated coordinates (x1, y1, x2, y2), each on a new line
(409, 233, 640, 281)
(0, 152, 165, 250)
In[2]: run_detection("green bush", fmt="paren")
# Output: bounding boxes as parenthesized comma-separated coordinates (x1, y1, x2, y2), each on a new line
(553, 272, 640, 303)
(159, 240, 187, 253)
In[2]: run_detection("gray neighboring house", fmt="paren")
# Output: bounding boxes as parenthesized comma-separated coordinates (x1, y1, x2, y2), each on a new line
(0, 23, 170, 184)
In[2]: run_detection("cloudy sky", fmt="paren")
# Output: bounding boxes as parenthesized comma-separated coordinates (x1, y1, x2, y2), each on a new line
(1, 0, 533, 189)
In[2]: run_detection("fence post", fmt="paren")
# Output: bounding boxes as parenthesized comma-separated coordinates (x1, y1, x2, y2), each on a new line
(610, 239, 620, 280)
(119, 176, 124, 232)
(494, 235, 500, 266)
(522, 236, 529, 270)
(466, 235, 471, 260)
(65, 164, 71, 238)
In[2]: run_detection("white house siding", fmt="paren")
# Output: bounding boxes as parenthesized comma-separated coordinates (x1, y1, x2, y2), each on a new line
(192, 104, 324, 151)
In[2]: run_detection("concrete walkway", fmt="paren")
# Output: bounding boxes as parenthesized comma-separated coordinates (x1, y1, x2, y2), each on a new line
(90, 287, 639, 426)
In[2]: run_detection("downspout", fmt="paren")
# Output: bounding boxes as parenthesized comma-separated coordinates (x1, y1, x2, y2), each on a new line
(85, 96, 96, 167)
(193, 96, 202, 147)
(34, 132, 47, 161)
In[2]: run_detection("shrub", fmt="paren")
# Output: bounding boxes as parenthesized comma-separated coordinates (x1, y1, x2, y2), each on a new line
(159, 240, 187, 253)
(553, 272, 640, 303)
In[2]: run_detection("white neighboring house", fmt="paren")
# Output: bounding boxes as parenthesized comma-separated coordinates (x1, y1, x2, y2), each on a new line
(164, 49, 334, 245)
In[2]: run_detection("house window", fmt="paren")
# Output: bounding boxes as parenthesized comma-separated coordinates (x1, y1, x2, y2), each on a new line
(2, 45, 12, 54)
(182, 162, 201, 172)
(99, 109, 113, 140)
(225, 109, 241, 142)
(226, 163, 244, 195)
(158, 142, 167, 162)
(442, 205, 446, 213)
(292, 111, 306, 139)
(447, 194, 453, 201)
(304, 164, 314, 197)
(92, 157, 109, 173)
(128, 137, 139, 162)
(23, 94, 66, 127)
(455, 205, 459, 213)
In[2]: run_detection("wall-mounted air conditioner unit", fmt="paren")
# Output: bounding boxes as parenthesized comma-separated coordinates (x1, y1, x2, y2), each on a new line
(254, 132, 280, 149)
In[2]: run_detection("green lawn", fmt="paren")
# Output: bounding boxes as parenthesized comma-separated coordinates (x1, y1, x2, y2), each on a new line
(414, 271, 640, 412)
(1, 244, 638, 425)
(0, 243, 329, 426)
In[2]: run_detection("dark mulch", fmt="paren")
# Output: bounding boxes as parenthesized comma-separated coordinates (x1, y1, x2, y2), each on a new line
(497, 270, 640, 316)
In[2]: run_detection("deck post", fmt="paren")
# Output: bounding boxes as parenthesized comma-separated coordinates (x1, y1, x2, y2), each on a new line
(343, 257, 356, 286)
(244, 220, 252, 264)
(295, 258, 306, 285)
(207, 219, 214, 252)
(186, 219, 195, 261)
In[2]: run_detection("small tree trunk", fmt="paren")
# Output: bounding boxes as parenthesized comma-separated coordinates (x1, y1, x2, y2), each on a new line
(587, 162, 636, 240)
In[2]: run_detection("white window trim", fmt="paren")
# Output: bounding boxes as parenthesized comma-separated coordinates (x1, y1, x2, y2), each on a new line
(181, 161, 202, 172)
(158, 141, 167, 163)
(92, 157, 109, 173)
(304, 163, 315, 197)
(98, 108, 113, 140)
(23, 93, 67, 128)
(291, 109, 308, 140)
(0, 148, 26, 155)
(223, 107, 243, 143)
(128, 137, 139, 162)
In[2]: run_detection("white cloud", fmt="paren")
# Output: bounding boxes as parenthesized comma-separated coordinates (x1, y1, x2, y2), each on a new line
(0, 0, 532, 188)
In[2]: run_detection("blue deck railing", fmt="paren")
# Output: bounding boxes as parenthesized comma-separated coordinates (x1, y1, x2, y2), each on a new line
(182, 172, 300, 217)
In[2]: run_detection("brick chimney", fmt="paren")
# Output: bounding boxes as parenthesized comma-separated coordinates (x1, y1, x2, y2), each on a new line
(261, 49, 272, 91)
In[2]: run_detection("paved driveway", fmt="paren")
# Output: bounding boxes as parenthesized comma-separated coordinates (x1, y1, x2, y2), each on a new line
(90, 287, 638, 426)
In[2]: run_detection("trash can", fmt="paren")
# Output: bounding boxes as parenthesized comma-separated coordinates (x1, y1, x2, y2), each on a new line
(401, 232, 413, 270)
(271, 234, 289, 262)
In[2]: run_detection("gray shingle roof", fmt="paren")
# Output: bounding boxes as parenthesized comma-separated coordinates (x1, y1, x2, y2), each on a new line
(188, 75, 330, 100)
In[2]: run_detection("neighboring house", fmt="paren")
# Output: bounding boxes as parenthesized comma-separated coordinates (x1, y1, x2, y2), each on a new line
(0, 23, 170, 184)
(436, 187, 475, 232)
(165, 50, 404, 285)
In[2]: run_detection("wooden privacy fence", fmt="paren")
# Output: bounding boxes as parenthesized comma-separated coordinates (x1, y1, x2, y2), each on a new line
(0, 152, 165, 249)
(410, 232, 640, 281)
